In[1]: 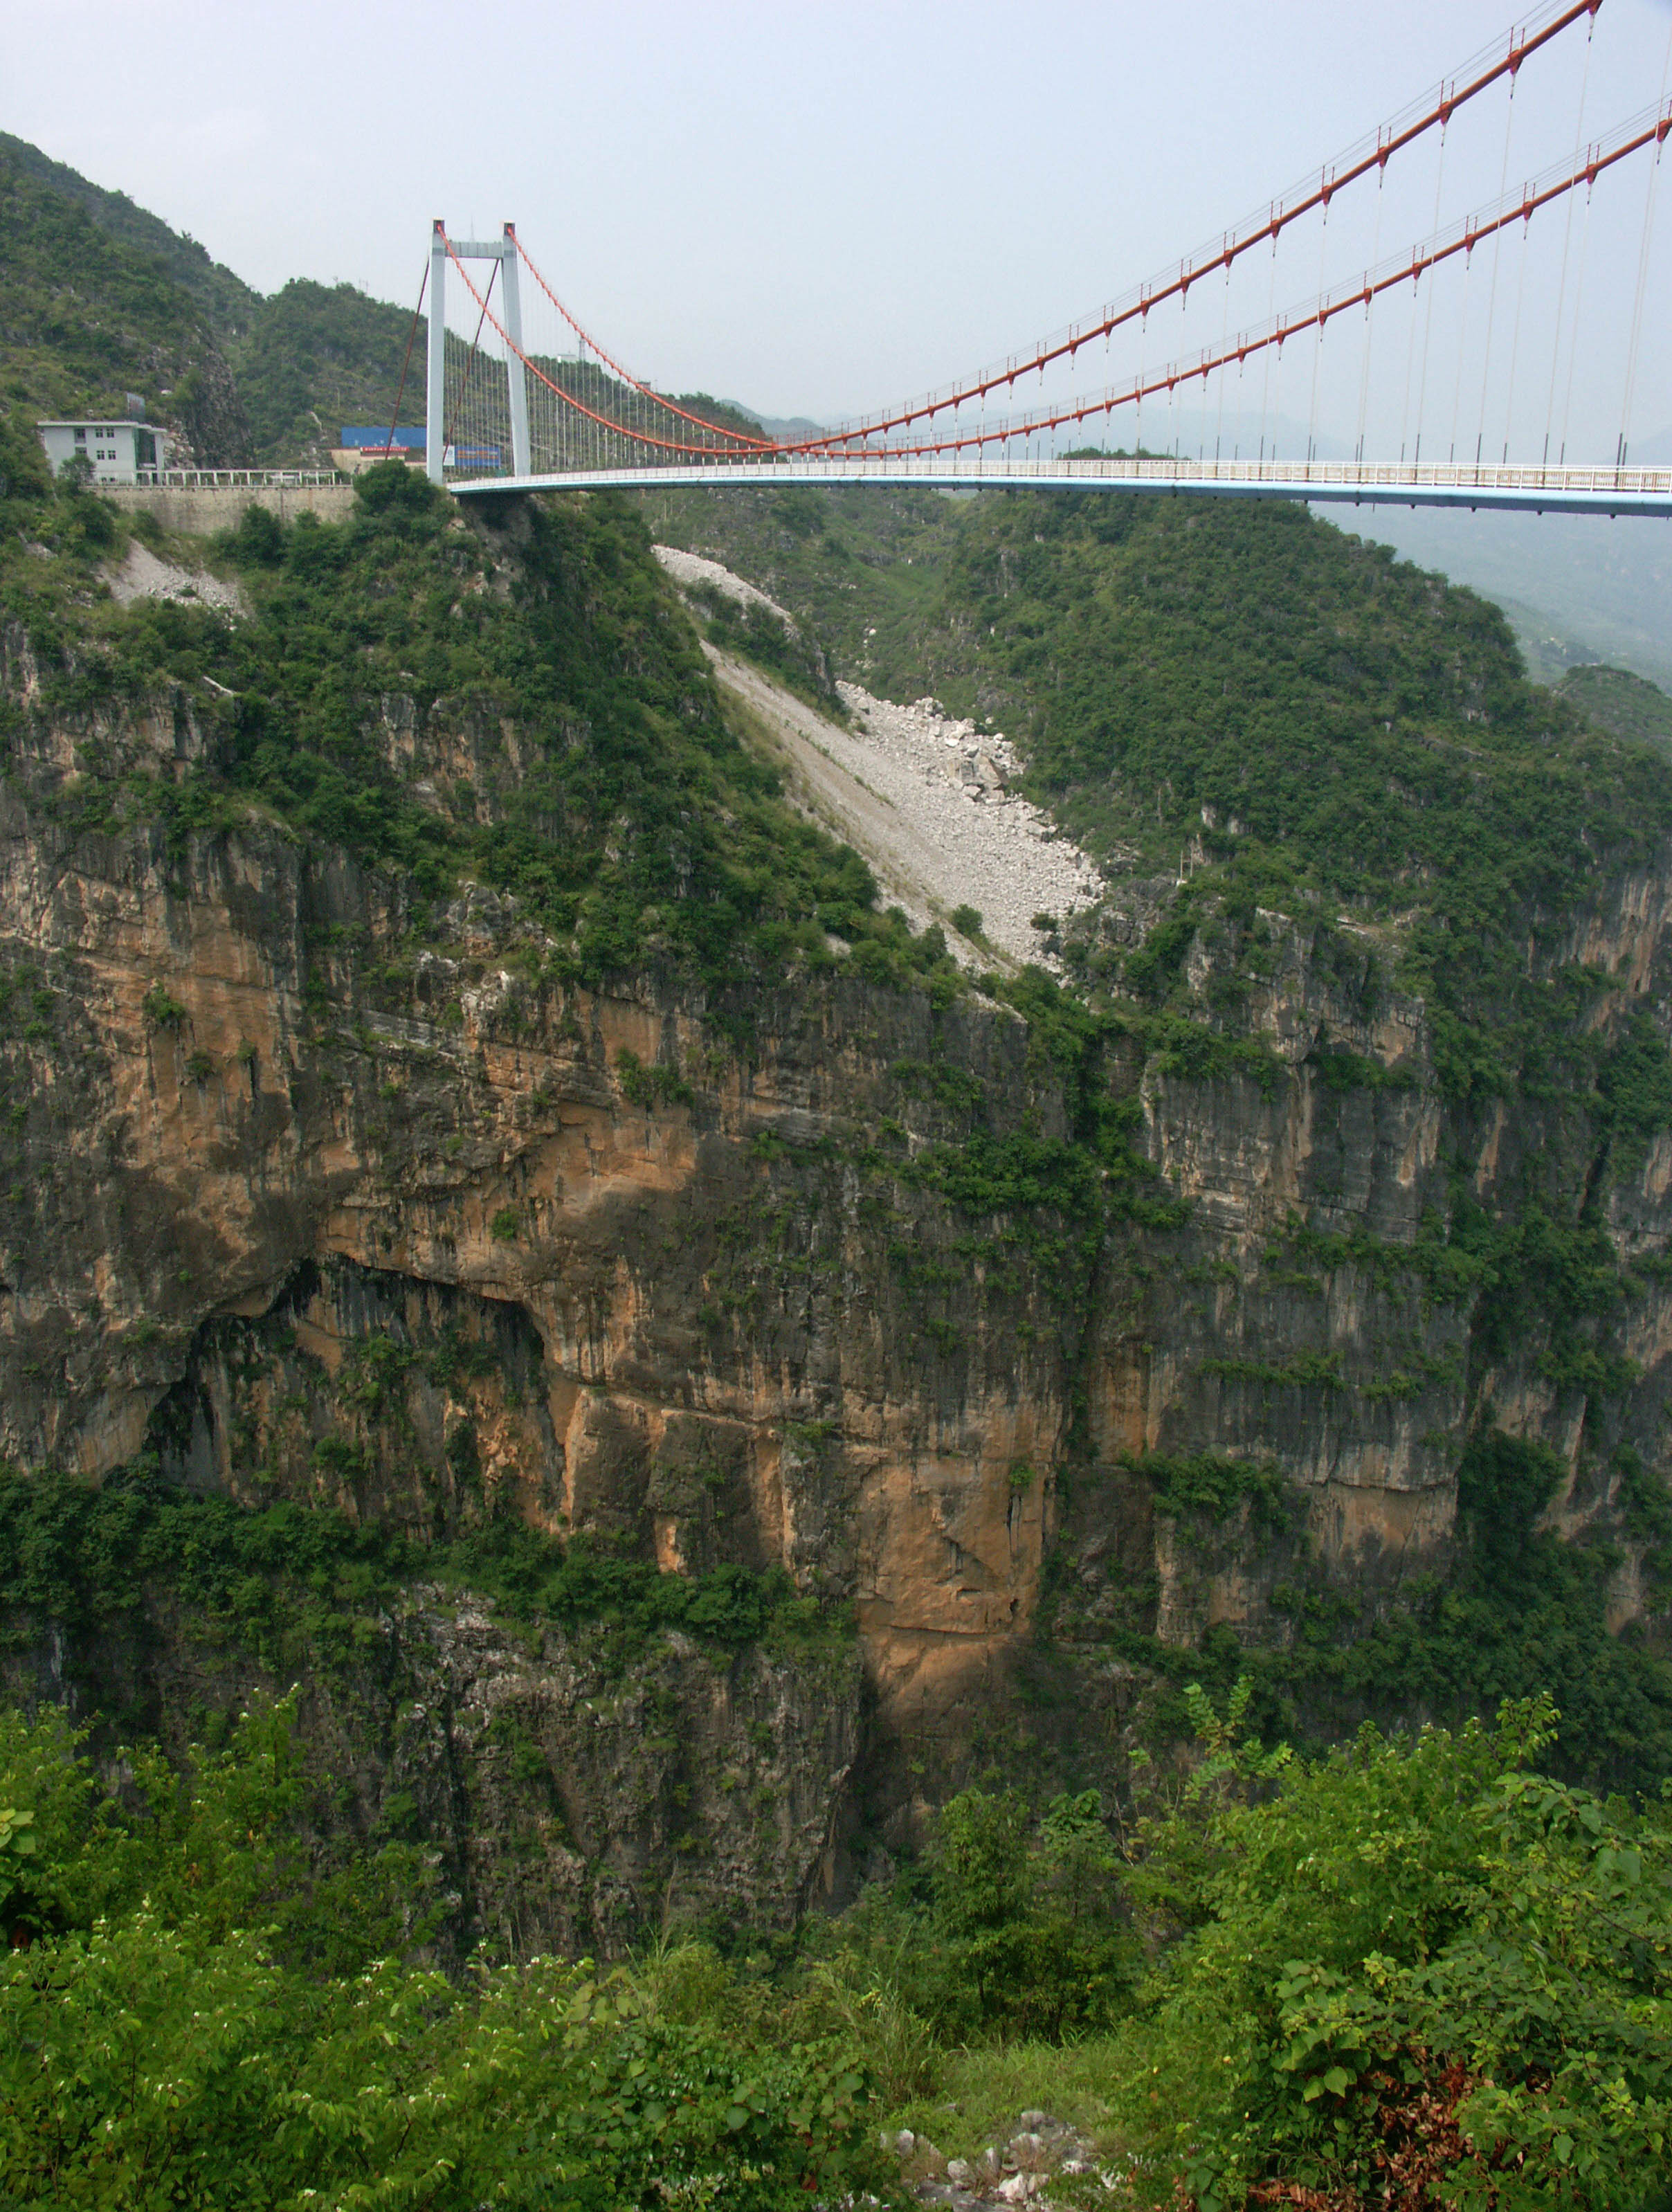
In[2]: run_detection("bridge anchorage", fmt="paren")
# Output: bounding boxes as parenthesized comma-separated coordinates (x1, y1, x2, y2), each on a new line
(401, 1, 1670, 520)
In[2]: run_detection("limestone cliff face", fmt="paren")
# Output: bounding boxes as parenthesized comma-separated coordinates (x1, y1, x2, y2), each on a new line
(3, 630, 1669, 1923)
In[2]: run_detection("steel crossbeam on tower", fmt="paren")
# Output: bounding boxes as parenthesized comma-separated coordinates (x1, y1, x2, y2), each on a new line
(427, 221, 530, 482)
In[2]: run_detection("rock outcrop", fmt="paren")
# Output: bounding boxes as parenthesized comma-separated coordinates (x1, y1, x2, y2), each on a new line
(3, 614, 1669, 1934)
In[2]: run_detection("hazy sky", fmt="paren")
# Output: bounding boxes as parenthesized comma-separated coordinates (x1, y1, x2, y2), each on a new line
(6, 0, 1671, 443)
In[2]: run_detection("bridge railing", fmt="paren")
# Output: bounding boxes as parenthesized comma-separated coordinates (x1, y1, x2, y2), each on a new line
(475, 453, 1671, 492)
(449, 453, 1672, 512)
(125, 469, 350, 491)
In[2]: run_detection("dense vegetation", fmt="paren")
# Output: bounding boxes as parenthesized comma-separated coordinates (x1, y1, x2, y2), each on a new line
(229, 278, 419, 463)
(1558, 661, 1672, 747)
(0, 131, 260, 337)
(0, 143, 240, 442)
(1102, 1692, 1672, 2209)
(680, 574, 846, 715)
(0, 1458, 832, 1714)
(1124, 1425, 1672, 1797)
(3, 1689, 1668, 2207)
(649, 481, 1672, 1098)
(0, 1700, 881, 2210)
(0, 436, 961, 994)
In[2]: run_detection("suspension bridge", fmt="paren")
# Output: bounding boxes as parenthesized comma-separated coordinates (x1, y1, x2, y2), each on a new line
(398, 1, 1671, 520)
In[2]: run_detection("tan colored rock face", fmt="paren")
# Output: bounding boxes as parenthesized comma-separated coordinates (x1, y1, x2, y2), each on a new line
(5, 655, 1672, 1903)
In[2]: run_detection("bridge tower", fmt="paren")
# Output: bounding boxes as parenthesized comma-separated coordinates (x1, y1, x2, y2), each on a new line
(426, 221, 531, 485)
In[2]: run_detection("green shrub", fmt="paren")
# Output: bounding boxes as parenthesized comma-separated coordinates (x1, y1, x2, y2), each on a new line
(1109, 1696, 1672, 2209)
(0, 1701, 881, 2211)
(616, 1046, 695, 1109)
(823, 1784, 1138, 2047)
(140, 981, 188, 1030)
(1133, 1450, 1292, 1530)
(0, 1460, 841, 1679)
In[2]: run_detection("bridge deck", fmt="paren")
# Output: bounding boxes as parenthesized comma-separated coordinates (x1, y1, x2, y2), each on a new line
(448, 455, 1672, 518)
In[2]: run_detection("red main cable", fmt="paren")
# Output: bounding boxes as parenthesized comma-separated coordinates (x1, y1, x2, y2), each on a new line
(487, 0, 1601, 463)
(445, 244, 767, 458)
(446, 97, 1668, 472)
(830, 96, 1672, 466)
(789, 0, 1604, 453)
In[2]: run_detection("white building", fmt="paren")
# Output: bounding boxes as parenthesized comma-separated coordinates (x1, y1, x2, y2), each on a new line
(37, 419, 171, 483)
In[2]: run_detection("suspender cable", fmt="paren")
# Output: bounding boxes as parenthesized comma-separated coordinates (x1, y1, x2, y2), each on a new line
(383, 265, 428, 461)
(1499, 197, 1533, 464)
(1617, 21, 1672, 466)
(1356, 154, 1387, 468)
(1472, 56, 1523, 467)
(1413, 114, 1451, 466)
(1401, 113, 1445, 463)
(443, 257, 498, 458)
(1541, 12, 1595, 468)
(1258, 219, 1278, 463)
(1215, 239, 1232, 462)
(1559, 154, 1597, 461)
(1305, 178, 1332, 464)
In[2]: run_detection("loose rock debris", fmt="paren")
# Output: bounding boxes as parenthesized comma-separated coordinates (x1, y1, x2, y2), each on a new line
(887, 2111, 1116, 2208)
(653, 545, 1103, 966)
(107, 541, 247, 615)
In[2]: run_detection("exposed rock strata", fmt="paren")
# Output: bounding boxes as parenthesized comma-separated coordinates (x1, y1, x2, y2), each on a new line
(3, 632, 1670, 1925)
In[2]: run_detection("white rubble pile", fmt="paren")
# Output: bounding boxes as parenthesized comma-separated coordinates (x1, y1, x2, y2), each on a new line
(107, 541, 246, 615)
(653, 544, 797, 628)
(827, 680, 1102, 961)
(653, 543, 1103, 966)
(890, 2110, 1114, 2209)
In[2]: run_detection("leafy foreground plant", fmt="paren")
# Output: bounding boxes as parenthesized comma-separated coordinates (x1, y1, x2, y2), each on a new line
(0, 1703, 880, 2211)
(1111, 1694, 1672, 2210)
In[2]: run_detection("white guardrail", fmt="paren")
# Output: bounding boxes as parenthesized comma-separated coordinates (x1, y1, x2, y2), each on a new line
(447, 453, 1672, 518)
(122, 469, 351, 490)
(100, 457, 1669, 516)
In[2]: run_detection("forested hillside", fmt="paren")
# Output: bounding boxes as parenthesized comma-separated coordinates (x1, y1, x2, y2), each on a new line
(0, 129, 261, 335)
(0, 136, 430, 464)
(0, 136, 781, 469)
(650, 482, 1672, 1076)
(0, 141, 253, 462)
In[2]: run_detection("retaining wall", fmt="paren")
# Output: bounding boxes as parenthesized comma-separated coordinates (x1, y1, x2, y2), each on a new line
(103, 482, 358, 535)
